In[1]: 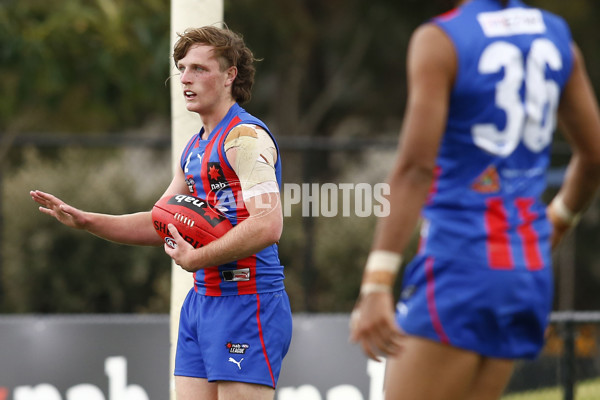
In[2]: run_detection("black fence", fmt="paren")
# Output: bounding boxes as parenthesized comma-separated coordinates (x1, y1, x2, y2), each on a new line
(499, 312, 600, 400)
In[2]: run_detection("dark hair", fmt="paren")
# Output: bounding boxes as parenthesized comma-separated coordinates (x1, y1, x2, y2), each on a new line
(173, 26, 257, 104)
(451, 0, 509, 7)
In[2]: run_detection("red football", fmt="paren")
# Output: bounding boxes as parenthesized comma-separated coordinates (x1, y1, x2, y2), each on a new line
(152, 194, 233, 249)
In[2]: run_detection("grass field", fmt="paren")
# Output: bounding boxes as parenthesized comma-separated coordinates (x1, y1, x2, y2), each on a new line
(502, 378, 600, 400)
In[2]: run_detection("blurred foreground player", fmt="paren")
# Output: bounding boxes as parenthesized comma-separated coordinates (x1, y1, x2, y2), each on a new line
(31, 26, 292, 400)
(350, 1, 600, 399)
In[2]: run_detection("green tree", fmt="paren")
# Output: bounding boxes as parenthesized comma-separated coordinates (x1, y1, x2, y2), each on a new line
(0, 0, 170, 133)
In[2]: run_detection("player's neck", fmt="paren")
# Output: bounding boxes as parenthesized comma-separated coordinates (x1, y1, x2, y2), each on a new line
(200, 99, 237, 139)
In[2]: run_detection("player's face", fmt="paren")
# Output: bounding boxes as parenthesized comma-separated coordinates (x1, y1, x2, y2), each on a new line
(177, 44, 235, 115)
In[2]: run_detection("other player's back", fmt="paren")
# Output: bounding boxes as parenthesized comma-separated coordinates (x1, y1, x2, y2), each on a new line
(421, 0, 574, 270)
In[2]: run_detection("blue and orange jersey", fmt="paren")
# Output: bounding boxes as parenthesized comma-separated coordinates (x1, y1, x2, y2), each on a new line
(419, 0, 574, 270)
(179, 103, 284, 296)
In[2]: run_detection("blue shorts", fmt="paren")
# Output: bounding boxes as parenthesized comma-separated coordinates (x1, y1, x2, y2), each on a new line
(174, 289, 292, 388)
(396, 254, 553, 359)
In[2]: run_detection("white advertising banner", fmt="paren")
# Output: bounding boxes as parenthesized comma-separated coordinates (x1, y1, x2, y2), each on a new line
(0, 314, 380, 400)
(0, 314, 561, 399)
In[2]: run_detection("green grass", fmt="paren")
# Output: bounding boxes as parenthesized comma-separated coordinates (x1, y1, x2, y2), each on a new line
(502, 378, 600, 400)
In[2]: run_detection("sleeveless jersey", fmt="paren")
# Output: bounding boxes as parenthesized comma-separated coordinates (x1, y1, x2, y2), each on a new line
(421, 0, 574, 270)
(179, 103, 285, 296)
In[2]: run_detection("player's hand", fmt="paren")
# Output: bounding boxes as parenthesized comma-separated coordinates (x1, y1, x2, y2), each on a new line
(30, 190, 88, 229)
(164, 223, 198, 272)
(349, 291, 404, 361)
(547, 205, 572, 249)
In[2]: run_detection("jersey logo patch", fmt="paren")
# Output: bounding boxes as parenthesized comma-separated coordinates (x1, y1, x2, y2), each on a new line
(226, 342, 250, 354)
(185, 176, 196, 193)
(228, 357, 244, 369)
(207, 162, 228, 192)
(477, 8, 546, 37)
(471, 165, 501, 193)
(222, 268, 251, 282)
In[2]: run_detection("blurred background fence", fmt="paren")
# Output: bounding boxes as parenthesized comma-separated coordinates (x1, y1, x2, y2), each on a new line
(3, 133, 599, 313)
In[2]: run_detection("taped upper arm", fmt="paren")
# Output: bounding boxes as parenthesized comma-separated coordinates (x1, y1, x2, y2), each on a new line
(225, 124, 279, 199)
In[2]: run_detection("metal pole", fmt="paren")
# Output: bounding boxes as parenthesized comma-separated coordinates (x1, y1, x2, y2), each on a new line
(556, 226, 577, 399)
(561, 319, 576, 400)
(301, 148, 316, 312)
(557, 229, 576, 311)
(0, 131, 16, 312)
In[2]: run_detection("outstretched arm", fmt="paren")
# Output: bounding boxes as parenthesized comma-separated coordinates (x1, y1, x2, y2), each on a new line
(30, 189, 160, 246)
(31, 167, 191, 247)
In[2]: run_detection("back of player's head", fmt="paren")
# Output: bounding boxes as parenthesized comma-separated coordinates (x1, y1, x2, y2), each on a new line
(173, 26, 256, 104)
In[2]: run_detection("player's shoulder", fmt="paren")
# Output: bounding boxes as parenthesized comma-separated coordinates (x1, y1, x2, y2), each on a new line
(412, 21, 451, 44)
(538, 6, 572, 39)
(228, 124, 261, 140)
(408, 22, 456, 74)
(225, 124, 271, 144)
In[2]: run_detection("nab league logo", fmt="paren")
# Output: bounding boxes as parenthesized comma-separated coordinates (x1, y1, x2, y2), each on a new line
(207, 162, 228, 191)
(226, 342, 249, 355)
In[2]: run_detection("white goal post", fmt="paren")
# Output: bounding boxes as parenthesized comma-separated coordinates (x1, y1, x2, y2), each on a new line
(169, 1, 224, 399)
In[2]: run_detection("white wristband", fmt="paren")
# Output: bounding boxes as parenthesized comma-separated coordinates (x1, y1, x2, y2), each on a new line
(551, 195, 581, 227)
(365, 250, 403, 274)
(360, 283, 392, 296)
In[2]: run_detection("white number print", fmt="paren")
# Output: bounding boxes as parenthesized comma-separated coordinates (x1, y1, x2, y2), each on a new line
(472, 39, 562, 156)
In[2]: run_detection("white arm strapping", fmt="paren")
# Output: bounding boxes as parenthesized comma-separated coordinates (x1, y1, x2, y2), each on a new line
(364, 250, 403, 274)
(224, 124, 279, 201)
(550, 194, 582, 226)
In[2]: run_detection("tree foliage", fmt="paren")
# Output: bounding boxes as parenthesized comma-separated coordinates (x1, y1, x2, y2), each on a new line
(2, 0, 599, 136)
(0, 0, 170, 133)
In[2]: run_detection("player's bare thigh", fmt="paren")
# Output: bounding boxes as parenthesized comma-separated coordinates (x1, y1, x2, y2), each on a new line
(465, 357, 514, 400)
(219, 381, 275, 400)
(384, 335, 514, 400)
(175, 376, 275, 400)
(175, 376, 217, 400)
